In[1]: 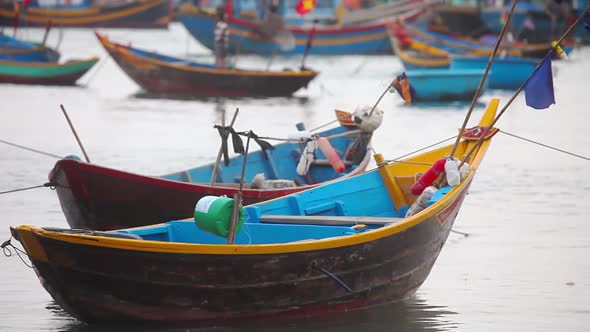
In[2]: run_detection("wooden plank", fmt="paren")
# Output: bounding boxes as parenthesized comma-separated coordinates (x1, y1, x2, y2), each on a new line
(259, 215, 404, 225)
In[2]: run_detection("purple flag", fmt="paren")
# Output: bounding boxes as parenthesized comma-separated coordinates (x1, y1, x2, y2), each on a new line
(524, 55, 555, 110)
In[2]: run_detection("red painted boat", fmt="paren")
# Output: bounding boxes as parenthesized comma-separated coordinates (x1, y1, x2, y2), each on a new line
(49, 114, 377, 231)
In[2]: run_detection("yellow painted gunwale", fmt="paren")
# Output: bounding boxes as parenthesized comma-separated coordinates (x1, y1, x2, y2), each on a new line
(19, 99, 499, 257)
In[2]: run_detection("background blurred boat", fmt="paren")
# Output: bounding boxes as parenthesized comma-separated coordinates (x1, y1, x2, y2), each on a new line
(404, 68, 485, 102)
(0, 0, 171, 28)
(451, 55, 539, 90)
(0, 57, 98, 85)
(97, 33, 318, 97)
(178, 4, 392, 55)
(0, 31, 60, 62)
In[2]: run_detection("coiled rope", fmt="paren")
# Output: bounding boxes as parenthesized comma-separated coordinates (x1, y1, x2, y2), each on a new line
(1, 237, 32, 268)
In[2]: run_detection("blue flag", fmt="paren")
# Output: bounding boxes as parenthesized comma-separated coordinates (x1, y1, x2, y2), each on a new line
(584, 12, 590, 32)
(524, 55, 555, 110)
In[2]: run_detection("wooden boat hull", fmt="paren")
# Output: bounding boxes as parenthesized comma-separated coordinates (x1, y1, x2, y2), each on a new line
(0, 57, 98, 85)
(178, 9, 391, 55)
(451, 56, 538, 90)
(0, 0, 171, 28)
(97, 33, 318, 97)
(405, 69, 485, 102)
(14, 99, 499, 325)
(14, 183, 467, 324)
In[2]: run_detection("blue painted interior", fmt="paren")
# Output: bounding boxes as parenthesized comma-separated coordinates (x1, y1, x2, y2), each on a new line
(0, 33, 59, 62)
(28, 0, 91, 9)
(427, 186, 452, 207)
(118, 169, 428, 244)
(0, 33, 38, 50)
(160, 125, 364, 185)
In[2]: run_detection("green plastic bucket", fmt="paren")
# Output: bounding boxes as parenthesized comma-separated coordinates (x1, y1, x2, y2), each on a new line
(194, 196, 244, 238)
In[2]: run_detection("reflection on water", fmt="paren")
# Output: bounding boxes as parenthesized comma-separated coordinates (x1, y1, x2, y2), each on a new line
(46, 296, 458, 332)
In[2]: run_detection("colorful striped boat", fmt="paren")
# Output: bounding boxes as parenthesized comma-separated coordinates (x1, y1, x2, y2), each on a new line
(0, 57, 98, 85)
(10, 98, 500, 325)
(178, 5, 392, 55)
(0, 0, 171, 28)
(96, 33, 318, 97)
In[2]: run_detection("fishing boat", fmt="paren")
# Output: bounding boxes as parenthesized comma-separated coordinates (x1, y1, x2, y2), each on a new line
(177, 4, 392, 55)
(48, 111, 380, 231)
(404, 68, 486, 102)
(390, 36, 452, 70)
(10, 98, 500, 324)
(96, 33, 318, 97)
(389, 23, 568, 70)
(0, 32, 59, 62)
(0, 0, 171, 28)
(0, 57, 98, 85)
(451, 55, 539, 90)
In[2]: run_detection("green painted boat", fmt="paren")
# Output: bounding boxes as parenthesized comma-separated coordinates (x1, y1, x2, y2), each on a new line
(0, 57, 99, 85)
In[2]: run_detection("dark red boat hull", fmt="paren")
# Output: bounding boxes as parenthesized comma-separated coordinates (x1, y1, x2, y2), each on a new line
(18, 193, 464, 324)
(49, 158, 368, 231)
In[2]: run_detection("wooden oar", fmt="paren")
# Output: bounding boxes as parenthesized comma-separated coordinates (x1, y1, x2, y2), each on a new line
(60, 104, 90, 163)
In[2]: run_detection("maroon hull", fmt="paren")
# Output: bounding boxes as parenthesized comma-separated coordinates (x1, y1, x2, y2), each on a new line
(96, 33, 318, 98)
(17, 199, 461, 324)
(49, 155, 370, 231)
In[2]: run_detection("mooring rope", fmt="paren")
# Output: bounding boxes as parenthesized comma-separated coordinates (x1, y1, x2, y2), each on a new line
(0, 139, 61, 159)
(1, 237, 33, 268)
(0, 182, 55, 195)
(499, 130, 590, 162)
(382, 135, 458, 164)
